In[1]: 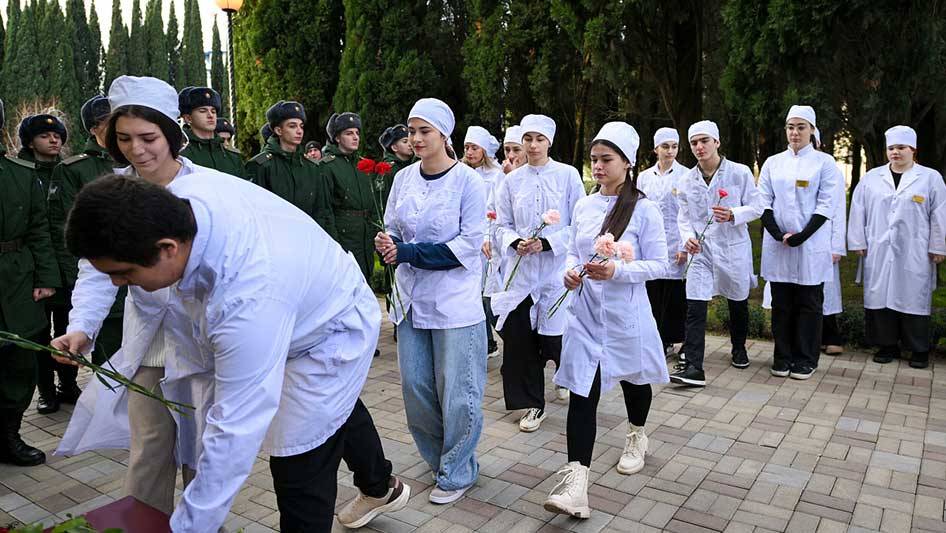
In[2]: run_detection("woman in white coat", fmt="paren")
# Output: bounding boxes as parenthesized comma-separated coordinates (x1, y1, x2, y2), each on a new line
(758, 106, 839, 380)
(816, 128, 848, 355)
(51, 75, 202, 515)
(375, 98, 488, 504)
(544, 122, 669, 519)
(848, 125, 946, 369)
(638, 127, 688, 354)
(491, 114, 586, 432)
(670, 121, 763, 387)
(465, 125, 504, 357)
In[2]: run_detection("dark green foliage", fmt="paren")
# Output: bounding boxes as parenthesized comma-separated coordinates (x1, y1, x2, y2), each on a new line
(103, 0, 128, 91)
(211, 18, 229, 115)
(127, 0, 146, 75)
(180, 0, 206, 87)
(167, 5, 182, 86)
(143, 0, 169, 81)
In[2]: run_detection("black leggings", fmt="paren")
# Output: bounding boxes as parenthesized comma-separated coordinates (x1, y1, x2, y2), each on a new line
(566, 367, 652, 467)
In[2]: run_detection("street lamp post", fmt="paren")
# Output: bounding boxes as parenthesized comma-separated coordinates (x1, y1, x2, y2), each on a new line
(215, 0, 243, 140)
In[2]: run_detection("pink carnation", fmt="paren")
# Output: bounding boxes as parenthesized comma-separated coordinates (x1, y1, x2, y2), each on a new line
(594, 232, 616, 257)
(542, 209, 561, 225)
(616, 241, 635, 262)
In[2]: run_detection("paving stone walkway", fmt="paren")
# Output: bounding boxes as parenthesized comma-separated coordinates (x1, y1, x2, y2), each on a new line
(2, 320, 945, 532)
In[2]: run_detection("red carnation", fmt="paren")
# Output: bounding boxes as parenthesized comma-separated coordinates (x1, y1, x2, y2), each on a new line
(487, 210, 497, 220)
(375, 162, 393, 175)
(357, 158, 377, 174)
(718, 188, 729, 199)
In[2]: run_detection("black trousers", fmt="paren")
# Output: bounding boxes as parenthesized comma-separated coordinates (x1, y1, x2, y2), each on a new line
(269, 399, 393, 533)
(567, 367, 652, 467)
(681, 298, 748, 371)
(501, 297, 561, 411)
(482, 296, 498, 346)
(37, 303, 78, 394)
(866, 308, 931, 354)
(821, 314, 845, 346)
(646, 279, 686, 345)
(770, 282, 823, 370)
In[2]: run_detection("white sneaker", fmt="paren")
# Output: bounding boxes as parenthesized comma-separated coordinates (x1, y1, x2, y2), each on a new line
(556, 386, 569, 402)
(518, 408, 546, 432)
(337, 477, 411, 529)
(429, 484, 470, 504)
(617, 425, 648, 475)
(543, 461, 591, 518)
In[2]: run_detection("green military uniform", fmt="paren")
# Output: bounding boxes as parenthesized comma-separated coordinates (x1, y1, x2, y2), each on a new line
(181, 125, 244, 178)
(50, 139, 125, 363)
(319, 144, 378, 281)
(0, 147, 61, 418)
(248, 137, 337, 237)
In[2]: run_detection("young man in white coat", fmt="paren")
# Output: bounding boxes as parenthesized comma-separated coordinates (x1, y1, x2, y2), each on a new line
(848, 126, 946, 369)
(63, 173, 409, 532)
(671, 121, 763, 386)
(757, 106, 839, 379)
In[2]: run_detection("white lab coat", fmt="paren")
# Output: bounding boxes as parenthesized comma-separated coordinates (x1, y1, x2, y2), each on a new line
(159, 172, 380, 532)
(761, 150, 846, 313)
(57, 158, 208, 467)
(848, 163, 946, 316)
(553, 194, 670, 396)
(676, 158, 763, 301)
(490, 159, 586, 334)
(385, 161, 487, 329)
(639, 161, 689, 279)
(477, 165, 506, 296)
(759, 144, 837, 285)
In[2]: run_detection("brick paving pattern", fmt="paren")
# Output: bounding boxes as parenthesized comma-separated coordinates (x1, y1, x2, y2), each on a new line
(2, 319, 946, 532)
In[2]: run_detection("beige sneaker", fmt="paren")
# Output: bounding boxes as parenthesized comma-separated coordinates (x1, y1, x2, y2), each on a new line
(337, 477, 411, 529)
(543, 461, 591, 518)
(556, 386, 569, 402)
(825, 345, 843, 355)
(519, 408, 546, 432)
(617, 425, 648, 475)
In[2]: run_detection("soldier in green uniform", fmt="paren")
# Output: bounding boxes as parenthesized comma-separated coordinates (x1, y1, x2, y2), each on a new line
(179, 87, 243, 177)
(319, 112, 376, 282)
(248, 101, 336, 236)
(0, 98, 61, 466)
(49, 95, 125, 369)
(378, 124, 413, 207)
(215, 117, 236, 146)
(17, 114, 76, 414)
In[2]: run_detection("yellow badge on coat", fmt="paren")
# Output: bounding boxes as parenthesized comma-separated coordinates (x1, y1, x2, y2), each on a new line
(795, 180, 809, 188)
(671, 187, 678, 196)
(913, 195, 925, 204)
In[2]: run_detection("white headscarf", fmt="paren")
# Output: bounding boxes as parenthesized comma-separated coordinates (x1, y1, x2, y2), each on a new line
(885, 125, 917, 148)
(593, 122, 640, 166)
(465, 126, 493, 153)
(520, 114, 556, 145)
(653, 127, 679, 148)
(108, 76, 180, 122)
(408, 98, 455, 138)
(503, 125, 523, 146)
(785, 105, 817, 127)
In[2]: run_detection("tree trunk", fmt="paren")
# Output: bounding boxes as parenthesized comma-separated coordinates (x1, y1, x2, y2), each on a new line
(850, 140, 862, 192)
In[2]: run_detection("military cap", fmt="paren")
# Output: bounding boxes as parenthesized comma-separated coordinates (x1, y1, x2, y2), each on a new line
(80, 95, 111, 132)
(305, 140, 322, 152)
(326, 112, 362, 140)
(19, 114, 68, 147)
(260, 123, 272, 142)
(266, 101, 306, 129)
(379, 124, 408, 152)
(216, 117, 236, 136)
(179, 86, 222, 115)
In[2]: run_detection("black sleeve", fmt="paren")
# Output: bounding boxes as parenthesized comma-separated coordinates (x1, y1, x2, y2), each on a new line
(786, 214, 828, 247)
(539, 238, 552, 251)
(510, 238, 523, 250)
(760, 209, 785, 241)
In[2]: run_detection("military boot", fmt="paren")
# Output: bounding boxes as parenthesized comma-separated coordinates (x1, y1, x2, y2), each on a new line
(0, 410, 46, 466)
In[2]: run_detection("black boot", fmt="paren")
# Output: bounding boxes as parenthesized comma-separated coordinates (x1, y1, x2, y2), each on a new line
(57, 381, 82, 405)
(0, 410, 46, 466)
(36, 386, 60, 414)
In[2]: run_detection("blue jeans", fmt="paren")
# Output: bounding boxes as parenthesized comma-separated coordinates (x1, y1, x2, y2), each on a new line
(397, 312, 486, 490)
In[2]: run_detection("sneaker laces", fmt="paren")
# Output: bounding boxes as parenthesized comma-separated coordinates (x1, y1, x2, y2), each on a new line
(624, 431, 644, 460)
(550, 464, 581, 497)
(522, 408, 543, 423)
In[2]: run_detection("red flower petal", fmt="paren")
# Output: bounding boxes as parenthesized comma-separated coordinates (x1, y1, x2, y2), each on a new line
(718, 188, 729, 198)
(375, 162, 393, 175)
(357, 158, 377, 173)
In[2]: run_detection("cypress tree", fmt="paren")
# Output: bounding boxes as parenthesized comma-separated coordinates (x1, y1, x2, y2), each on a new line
(210, 17, 229, 113)
(234, 0, 345, 154)
(167, 4, 182, 86)
(127, 0, 147, 76)
(88, 0, 103, 94)
(181, 0, 206, 87)
(12, 1, 44, 104)
(0, 0, 21, 103)
(461, 0, 506, 131)
(66, 0, 93, 97)
(143, 0, 169, 80)
(103, 0, 129, 90)
(54, 11, 84, 147)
